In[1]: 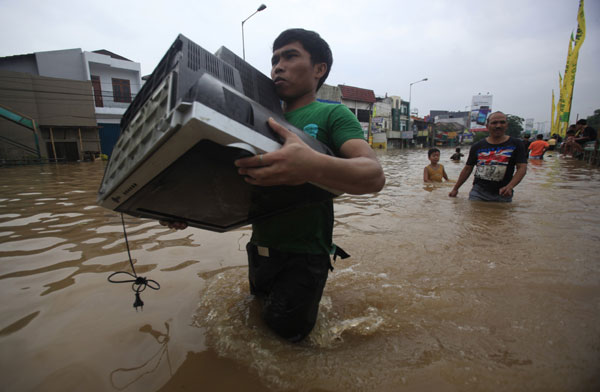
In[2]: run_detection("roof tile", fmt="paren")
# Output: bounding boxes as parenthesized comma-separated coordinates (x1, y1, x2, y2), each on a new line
(339, 85, 376, 103)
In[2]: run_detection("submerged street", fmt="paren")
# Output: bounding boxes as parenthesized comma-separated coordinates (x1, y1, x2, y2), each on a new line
(1, 148, 599, 391)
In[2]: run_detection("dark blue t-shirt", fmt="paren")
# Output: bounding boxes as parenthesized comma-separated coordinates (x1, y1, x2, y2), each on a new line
(466, 136, 527, 193)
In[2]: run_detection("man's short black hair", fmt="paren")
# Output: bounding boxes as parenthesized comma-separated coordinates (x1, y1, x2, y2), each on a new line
(577, 119, 587, 125)
(486, 111, 506, 125)
(428, 148, 440, 157)
(273, 28, 332, 91)
(536, 134, 544, 139)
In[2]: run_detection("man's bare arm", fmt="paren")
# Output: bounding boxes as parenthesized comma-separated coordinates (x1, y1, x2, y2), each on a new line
(499, 163, 527, 197)
(448, 165, 474, 197)
(235, 118, 385, 195)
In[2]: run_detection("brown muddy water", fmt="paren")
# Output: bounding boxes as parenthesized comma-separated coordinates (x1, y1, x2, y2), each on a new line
(1, 148, 599, 392)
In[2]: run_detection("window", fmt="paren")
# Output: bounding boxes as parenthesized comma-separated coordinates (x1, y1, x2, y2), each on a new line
(112, 78, 131, 103)
(356, 109, 371, 123)
(91, 75, 103, 107)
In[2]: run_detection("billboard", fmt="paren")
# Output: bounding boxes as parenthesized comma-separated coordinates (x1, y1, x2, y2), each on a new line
(470, 94, 493, 132)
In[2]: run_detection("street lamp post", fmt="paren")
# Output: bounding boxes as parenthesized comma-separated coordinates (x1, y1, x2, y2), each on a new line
(408, 77, 428, 147)
(408, 77, 428, 118)
(241, 4, 267, 60)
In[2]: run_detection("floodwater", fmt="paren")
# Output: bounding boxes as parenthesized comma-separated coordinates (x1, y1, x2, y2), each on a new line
(1, 148, 599, 392)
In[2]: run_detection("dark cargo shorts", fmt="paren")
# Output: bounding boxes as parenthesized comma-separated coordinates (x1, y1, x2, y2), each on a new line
(246, 242, 332, 342)
(469, 183, 513, 202)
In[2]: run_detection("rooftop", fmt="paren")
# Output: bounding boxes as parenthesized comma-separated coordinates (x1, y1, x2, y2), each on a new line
(91, 50, 132, 62)
(339, 84, 376, 103)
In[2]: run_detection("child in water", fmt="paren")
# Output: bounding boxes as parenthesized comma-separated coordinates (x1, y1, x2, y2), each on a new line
(424, 148, 449, 182)
(450, 147, 464, 161)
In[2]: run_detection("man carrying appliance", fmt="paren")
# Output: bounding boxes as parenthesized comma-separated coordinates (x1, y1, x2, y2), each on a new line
(164, 28, 385, 342)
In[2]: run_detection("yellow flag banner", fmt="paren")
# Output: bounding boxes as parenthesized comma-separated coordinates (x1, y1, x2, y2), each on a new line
(553, 73, 564, 136)
(552, 0, 585, 137)
(560, 34, 574, 126)
(551, 89, 555, 136)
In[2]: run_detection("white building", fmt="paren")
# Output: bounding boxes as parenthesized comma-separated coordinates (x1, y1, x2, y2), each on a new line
(83, 50, 141, 135)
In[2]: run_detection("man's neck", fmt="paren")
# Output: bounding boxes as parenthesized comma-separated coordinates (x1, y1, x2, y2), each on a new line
(486, 135, 510, 144)
(282, 91, 317, 113)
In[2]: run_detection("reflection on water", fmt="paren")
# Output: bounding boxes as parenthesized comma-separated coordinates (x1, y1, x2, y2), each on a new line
(1, 150, 600, 391)
(110, 322, 172, 390)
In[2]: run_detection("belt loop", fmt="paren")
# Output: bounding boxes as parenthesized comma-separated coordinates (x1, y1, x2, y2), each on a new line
(257, 246, 270, 257)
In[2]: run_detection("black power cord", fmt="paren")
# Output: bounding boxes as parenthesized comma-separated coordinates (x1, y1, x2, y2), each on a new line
(108, 213, 160, 310)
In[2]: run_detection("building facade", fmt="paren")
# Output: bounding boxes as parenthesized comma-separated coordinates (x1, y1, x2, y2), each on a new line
(315, 85, 415, 149)
(0, 70, 98, 163)
(338, 85, 376, 140)
(0, 48, 141, 162)
(316, 84, 342, 104)
(83, 50, 141, 156)
(388, 95, 410, 148)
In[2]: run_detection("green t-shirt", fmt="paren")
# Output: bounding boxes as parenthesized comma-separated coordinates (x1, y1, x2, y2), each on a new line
(250, 100, 365, 254)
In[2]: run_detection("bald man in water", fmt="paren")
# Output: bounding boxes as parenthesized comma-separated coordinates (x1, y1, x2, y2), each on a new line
(449, 111, 527, 202)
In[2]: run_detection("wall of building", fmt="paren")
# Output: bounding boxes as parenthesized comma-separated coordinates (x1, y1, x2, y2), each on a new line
(435, 117, 468, 128)
(35, 49, 87, 81)
(374, 97, 392, 137)
(1, 70, 45, 161)
(85, 51, 142, 123)
(389, 95, 409, 134)
(316, 84, 341, 103)
(0, 70, 98, 163)
(342, 99, 371, 113)
(88, 64, 140, 111)
(40, 126, 101, 161)
(0, 48, 142, 162)
(0, 54, 39, 75)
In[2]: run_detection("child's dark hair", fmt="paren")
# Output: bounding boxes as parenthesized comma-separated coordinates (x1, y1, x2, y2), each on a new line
(455, 147, 461, 152)
(273, 28, 332, 91)
(428, 148, 440, 158)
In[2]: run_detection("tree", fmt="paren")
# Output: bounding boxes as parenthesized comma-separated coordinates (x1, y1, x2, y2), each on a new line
(585, 109, 600, 130)
(506, 114, 524, 137)
(473, 131, 489, 142)
(472, 114, 523, 142)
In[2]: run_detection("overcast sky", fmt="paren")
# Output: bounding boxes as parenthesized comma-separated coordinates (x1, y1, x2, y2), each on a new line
(1, 0, 598, 129)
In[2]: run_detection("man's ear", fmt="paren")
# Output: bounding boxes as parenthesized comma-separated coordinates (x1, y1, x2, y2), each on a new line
(314, 63, 327, 78)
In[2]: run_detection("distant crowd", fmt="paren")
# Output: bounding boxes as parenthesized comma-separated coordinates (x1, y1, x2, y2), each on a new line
(423, 114, 598, 203)
(520, 118, 597, 159)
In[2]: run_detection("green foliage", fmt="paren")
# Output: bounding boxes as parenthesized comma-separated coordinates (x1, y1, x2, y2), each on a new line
(473, 131, 489, 142)
(506, 114, 524, 137)
(585, 109, 600, 130)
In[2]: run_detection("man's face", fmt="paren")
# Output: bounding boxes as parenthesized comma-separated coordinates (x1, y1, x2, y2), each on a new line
(271, 41, 325, 101)
(486, 113, 508, 137)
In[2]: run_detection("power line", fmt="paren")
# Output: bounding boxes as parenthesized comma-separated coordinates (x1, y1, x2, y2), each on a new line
(0, 74, 144, 87)
(0, 86, 137, 99)
(0, 93, 136, 103)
